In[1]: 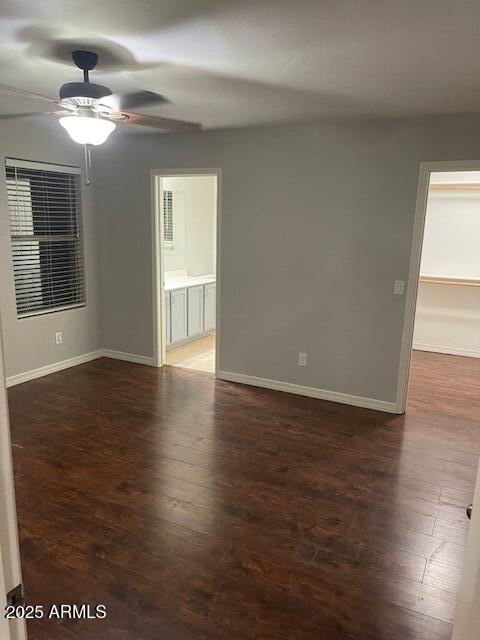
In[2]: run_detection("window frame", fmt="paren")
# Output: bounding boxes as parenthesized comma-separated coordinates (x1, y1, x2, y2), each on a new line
(163, 189, 175, 249)
(5, 158, 87, 319)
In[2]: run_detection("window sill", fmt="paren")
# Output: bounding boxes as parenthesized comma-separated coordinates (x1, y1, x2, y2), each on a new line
(18, 302, 87, 319)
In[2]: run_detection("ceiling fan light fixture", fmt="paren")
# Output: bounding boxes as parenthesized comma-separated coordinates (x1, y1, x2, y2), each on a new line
(59, 114, 116, 145)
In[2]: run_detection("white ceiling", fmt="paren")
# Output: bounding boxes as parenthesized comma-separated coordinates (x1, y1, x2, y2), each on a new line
(2, 0, 480, 131)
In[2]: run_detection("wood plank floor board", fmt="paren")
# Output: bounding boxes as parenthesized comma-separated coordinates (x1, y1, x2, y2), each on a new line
(440, 485, 475, 508)
(7, 350, 480, 639)
(312, 552, 457, 624)
(371, 474, 443, 502)
(445, 448, 479, 468)
(423, 560, 464, 595)
(445, 460, 478, 482)
(350, 510, 467, 571)
(432, 518, 470, 545)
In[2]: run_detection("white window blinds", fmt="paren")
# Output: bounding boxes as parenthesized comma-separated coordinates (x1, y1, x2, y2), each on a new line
(5, 159, 86, 317)
(163, 190, 174, 242)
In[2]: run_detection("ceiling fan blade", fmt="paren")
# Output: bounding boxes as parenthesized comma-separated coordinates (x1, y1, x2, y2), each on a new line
(0, 83, 58, 104)
(0, 112, 49, 120)
(112, 90, 168, 111)
(123, 111, 201, 133)
(0, 110, 73, 121)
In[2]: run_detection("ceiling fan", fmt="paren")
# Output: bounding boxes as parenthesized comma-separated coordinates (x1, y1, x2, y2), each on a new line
(0, 50, 201, 145)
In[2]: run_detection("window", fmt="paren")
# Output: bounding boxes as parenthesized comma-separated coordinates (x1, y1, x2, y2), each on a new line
(5, 158, 85, 317)
(163, 190, 174, 243)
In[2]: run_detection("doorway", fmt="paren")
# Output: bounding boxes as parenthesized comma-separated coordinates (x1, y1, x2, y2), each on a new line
(152, 170, 220, 374)
(412, 170, 480, 359)
(396, 161, 480, 413)
(406, 167, 480, 413)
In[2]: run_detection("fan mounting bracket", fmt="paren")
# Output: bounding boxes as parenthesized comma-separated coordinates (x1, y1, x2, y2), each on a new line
(72, 50, 98, 72)
(72, 50, 99, 83)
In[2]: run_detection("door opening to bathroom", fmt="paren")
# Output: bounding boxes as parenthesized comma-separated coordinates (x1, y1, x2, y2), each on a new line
(153, 171, 219, 374)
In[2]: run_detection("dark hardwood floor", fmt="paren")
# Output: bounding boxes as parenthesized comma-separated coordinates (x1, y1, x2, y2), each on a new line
(7, 351, 480, 639)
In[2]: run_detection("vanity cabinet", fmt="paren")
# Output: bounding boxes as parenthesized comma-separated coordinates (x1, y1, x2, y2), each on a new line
(164, 280, 216, 348)
(170, 288, 188, 344)
(187, 286, 205, 337)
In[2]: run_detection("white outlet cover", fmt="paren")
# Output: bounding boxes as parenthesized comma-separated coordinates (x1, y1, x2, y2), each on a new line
(298, 352, 308, 367)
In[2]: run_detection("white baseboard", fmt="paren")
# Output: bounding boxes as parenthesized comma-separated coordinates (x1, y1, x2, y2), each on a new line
(6, 349, 156, 387)
(6, 350, 103, 387)
(100, 349, 155, 366)
(413, 343, 480, 359)
(217, 370, 397, 414)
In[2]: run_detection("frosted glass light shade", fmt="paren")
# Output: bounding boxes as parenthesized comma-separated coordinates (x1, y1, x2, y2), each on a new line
(59, 116, 116, 145)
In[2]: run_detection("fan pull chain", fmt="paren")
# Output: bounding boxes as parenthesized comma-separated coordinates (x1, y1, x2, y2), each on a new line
(83, 144, 92, 186)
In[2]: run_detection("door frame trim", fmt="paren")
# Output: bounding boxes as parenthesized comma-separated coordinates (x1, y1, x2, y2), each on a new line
(0, 316, 26, 640)
(150, 168, 222, 373)
(453, 461, 480, 640)
(395, 159, 480, 413)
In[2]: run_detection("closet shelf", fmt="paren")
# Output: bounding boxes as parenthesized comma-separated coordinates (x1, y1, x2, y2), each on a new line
(419, 274, 480, 287)
(429, 183, 480, 191)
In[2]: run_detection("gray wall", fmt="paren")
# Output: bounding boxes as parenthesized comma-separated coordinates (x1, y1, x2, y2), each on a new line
(95, 115, 480, 404)
(0, 119, 100, 378)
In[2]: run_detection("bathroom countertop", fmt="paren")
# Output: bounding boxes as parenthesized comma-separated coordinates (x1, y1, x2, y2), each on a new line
(164, 274, 216, 292)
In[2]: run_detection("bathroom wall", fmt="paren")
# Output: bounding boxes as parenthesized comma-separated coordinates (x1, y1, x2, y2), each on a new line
(163, 175, 216, 277)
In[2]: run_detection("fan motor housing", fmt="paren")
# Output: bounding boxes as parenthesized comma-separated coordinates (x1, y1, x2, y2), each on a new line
(59, 82, 111, 101)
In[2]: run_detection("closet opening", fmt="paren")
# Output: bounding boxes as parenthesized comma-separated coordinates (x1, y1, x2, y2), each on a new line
(412, 171, 480, 364)
(398, 163, 480, 413)
(408, 169, 480, 412)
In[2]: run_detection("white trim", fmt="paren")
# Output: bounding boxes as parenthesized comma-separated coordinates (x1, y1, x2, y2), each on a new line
(150, 169, 222, 375)
(0, 317, 27, 640)
(5, 349, 155, 387)
(151, 172, 163, 368)
(0, 548, 11, 640)
(413, 344, 480, 359)
(100, 349, 155, 366)
(453, 461, 480, 640)
(395, 159, 480, 414)
(6, 350, 102, 387)
(218, 370, 397, 414)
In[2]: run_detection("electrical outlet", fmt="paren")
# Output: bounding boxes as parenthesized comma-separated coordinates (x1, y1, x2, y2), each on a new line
(298, 352, 308, 367)
(55, 331, 63, 345)
(394, 280, 405, 295)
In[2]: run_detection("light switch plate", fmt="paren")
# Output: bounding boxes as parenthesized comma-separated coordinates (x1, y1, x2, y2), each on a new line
(394, 280, 405, 295)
